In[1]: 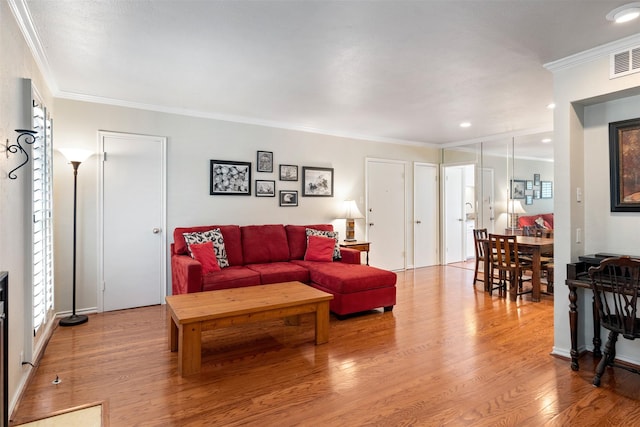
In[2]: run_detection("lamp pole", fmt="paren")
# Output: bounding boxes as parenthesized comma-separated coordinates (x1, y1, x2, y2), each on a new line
(59, 160, 88, 326)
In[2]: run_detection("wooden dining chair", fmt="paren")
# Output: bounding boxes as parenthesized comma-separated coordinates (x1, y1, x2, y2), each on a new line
(472, 228, 488, 285)
(588, 256, 640, 387)
(488, 234, 531, 299)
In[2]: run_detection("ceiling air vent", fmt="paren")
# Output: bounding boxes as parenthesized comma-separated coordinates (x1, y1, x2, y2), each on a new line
(610, 46, 640, 79)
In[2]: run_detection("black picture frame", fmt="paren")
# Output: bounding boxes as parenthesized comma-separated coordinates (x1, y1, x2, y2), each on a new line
(526, 180, 533, 190)
(302, 166, 334, 197)
(255, 180, 275, 197)
(257, 151, 273, 173)
(541, 181, 553, 199)
(534, 189, 541, 199)
(525, 195, 533, 205)
(533, 173, 541, 186)
(210, 160, 251, 195)
(510, 179, 526, 199)
(279, 164, 298, 181)
(609, 118, 640, 212)
(279, 190, 298, 206)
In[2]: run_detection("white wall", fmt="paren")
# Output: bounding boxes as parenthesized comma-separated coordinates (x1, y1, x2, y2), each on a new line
(550, 36, 640, 363)
(0, 0, 55, 415)
(53, 99, 440, 312)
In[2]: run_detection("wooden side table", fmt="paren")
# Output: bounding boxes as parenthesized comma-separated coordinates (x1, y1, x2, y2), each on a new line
(340, 241, 371, 265)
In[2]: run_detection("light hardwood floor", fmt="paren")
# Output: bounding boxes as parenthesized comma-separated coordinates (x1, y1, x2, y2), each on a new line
(11, 266, 640, 426)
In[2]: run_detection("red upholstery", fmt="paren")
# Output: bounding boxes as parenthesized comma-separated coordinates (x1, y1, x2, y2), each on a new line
(173, 225, 244, 266)
(285, 224, 334, 260)
(245, 262, 310, 285)
(518, 213, 553, 229)
(304, 235, 335, 262)
(171, 223, 397, 316)
(202, 266, 260, 291)
(241, 224, 290, 264)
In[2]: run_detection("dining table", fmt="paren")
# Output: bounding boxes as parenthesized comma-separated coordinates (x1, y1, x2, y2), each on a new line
(482, 235, 554, 302)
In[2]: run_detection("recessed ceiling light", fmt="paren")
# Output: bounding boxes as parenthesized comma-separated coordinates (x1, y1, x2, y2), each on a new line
(546, 103, 556, 109)
(606, 2, 640, 23)
(541, 138, 552, 143)
(459, 122, 471, 128)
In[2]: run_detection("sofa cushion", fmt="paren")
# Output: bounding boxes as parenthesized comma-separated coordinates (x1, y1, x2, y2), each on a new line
(241, 224, 290, 264)
(174, 225, 243, 266)
(305, 228, 341, 260)
(245, 262, 310, 285)
(188, 242, 221, 274)
(285, 224, 334, 260)
(183, 228, 229, 268)
(293, 261, 396, 294)
(304, 235, 335, 262)
(201, 266, 261, 291)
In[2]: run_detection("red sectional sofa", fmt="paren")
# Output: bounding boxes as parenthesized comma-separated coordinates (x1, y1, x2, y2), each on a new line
(171, 224, 397, 316)
(518, 213, 554, 230)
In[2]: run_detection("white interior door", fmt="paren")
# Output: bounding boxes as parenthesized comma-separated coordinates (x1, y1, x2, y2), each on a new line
(366, 159, 406, 271)
(414, 162, 439, 268)
(443, 165, 464, 264)
(99, 132, 166, 311)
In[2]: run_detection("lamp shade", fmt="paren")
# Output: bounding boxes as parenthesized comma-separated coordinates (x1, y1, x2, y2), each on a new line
(507, 199, 526, 214)
(342, 200, 364, 219)
(58, 148, 93, 163)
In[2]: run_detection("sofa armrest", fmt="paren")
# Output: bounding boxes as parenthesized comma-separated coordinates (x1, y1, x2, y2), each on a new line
(338, 247, 361, 264)
(171, 254, 203, 294)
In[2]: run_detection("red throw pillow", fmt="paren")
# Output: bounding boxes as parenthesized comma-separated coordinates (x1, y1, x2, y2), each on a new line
(189, 242, 221, 274)
(304, 235, 335, 262)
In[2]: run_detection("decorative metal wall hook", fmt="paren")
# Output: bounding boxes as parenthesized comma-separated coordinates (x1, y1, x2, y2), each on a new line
(8, 129, 38, 179)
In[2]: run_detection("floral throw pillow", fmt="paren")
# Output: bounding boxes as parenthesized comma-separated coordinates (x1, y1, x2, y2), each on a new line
(183, 228, 230, 268)
(305, 228, 341, 260)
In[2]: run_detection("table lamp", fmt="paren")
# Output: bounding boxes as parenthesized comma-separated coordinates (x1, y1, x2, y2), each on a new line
(341, 200, 364, 242)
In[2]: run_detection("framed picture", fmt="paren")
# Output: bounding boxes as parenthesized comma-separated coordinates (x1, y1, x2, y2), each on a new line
(255, 180, 275, 197)
(257, 151, 273, 173)
(526, 180, 533, 190)
(525, 195, 533, 205)
(534, 189, 541, 199)
(210, 160, 251, 195)
(534, 173, 541, 186)
(510, 179, 526, 199)
(279, 164, 298, 181)
(279, 190, 298, 206)
(609, 118, 640, 212)
(302, 166, 334, 197)
(541, 181, 553, 199)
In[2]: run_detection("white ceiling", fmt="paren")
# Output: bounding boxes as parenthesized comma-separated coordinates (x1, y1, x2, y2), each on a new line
(16, 0, 640, 159)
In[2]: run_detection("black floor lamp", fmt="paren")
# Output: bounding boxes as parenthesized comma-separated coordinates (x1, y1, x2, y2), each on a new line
(59, 149, 92, 327)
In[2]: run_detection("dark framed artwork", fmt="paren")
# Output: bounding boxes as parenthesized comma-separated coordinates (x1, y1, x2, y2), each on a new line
(534, 189, 541, 199)
(279, 164, 298, 181)
(533, 173, 541, 186)
(541, 181, 553, 199)
(279, 190, 298, 206)
(510, 179, 526, 199)
(609, 118, 640, 212)
(302, 166, 334, 197)
(257, 151, 273, 173)
(210, 160, 251, 195)
(525, 195, 533, 205)
(255, 180, 275, 197)
(526, 180, 533, 190)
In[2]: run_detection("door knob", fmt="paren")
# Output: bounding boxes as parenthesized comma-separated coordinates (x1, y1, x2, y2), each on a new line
(369, 223, 374, 227)
(152, 227, 161, 234)
(416, 220, 422, 224)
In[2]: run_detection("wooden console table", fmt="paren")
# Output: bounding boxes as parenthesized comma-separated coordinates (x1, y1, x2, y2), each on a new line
(340, 241, 370, 265)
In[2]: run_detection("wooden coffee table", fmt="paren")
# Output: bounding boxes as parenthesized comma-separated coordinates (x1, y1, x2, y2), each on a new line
(165, 281, 333, 376)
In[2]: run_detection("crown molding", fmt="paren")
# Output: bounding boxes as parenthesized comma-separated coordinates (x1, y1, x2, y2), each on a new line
(8, 0, 59, 93)
(56, 90, 440, 148)
(544, 33, 640, 73)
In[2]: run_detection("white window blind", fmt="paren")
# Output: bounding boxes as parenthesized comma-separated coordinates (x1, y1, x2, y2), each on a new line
(32, 95, 54, 335)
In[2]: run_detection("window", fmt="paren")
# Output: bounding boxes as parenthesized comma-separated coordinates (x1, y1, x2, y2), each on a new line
(31, 85, 54, 337)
